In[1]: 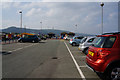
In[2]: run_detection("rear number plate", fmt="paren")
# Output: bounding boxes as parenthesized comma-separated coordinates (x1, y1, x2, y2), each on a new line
(89, 51, 94, 56)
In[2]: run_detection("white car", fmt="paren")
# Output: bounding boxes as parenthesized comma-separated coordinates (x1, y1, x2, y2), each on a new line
(66, 36, 73, 40)
(78, 36, 96, 54)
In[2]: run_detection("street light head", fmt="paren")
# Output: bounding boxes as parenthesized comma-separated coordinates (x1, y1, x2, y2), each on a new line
(19, 11, 22, 13)
(100, 2, 104, 7)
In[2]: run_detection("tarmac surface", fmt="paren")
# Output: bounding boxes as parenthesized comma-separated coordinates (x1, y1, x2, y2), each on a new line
(2, 40, 101, 80)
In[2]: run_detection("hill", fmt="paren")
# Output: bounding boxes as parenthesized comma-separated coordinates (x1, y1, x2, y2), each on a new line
(2, 26, 93, 36)
(2, 26, 69, 35)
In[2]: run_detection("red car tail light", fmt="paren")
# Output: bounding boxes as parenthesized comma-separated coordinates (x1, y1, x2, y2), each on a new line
(97, 50, 111, 59)
(71, 39, 73, 41)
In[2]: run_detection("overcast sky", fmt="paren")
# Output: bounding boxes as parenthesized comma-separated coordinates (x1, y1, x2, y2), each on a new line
(1, 1, 119, 34)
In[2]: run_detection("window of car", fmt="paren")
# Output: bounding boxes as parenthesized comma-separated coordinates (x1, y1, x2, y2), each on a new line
(28, 35, 37, 38)
(93, 37, 106, 48)
(81, 37, 87, 43)
(93, 36, 116, 48)
(103, 36, 116, 48)
(78, 37, 84, 39)
(28, 35, 33, 38)
(24, 35, 29, 38)
(74, 37, 83, 39)
(87, 38, 95, 43)
(74, 37, 77, 39)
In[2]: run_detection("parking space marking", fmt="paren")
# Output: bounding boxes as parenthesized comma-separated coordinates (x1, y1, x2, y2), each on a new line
(64, 42, 86, 80)
(79, 65, 87, 68)
(7, 43, 39, 53)
(86, 64, 94, 72)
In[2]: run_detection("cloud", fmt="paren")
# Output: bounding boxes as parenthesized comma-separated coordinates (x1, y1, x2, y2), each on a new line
(41, 0, 119, 2)
(46, 9, 54, 17)
(21, 2, 38, 9)
(1, 0, 119, 2)
(83, 11, 100, 22)
(1, 0, 13, 2)
(2, 2, 118, 34)
(1, 2, 21, 9)
(2, 19, 19, 29)
(109, 12, 117, 18)
(25, 8, 41, 16)
(13, 2, 21, 7)
(70, 15, 80, 21)
(25, 8, 35, 16)
(2, 2, 12, 9)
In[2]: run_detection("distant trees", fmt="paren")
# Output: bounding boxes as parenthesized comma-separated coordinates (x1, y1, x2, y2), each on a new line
(61, 32, 75, 37)
(68, 32, 75, 36)
(61, 32, 68, 37)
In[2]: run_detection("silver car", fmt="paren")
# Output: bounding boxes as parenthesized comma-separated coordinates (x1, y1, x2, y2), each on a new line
(69, 36, 84, 46)
(78, 36, 96, 54)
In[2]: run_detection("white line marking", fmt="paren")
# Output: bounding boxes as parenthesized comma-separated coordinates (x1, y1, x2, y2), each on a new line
(7, 43, 38, 53)
(86, 64, 94, 72)
(79, 65, 87, 68)
(64, 42, 86, 80)
(8, 51, 12, 53)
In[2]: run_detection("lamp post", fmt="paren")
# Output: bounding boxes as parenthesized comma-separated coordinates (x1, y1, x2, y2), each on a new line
(75, 24, 77, 33)
(40, 21, 42, 34)
(24, 25, 26, 33)
(19, 11, 22, 35)
(100, 2, 104, 34)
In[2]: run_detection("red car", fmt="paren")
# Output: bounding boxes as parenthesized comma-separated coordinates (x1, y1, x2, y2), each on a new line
(86, 32, 120, 80)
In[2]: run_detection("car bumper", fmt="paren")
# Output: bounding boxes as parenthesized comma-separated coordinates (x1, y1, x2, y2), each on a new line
(86, 56, 105, 73)
(78, 46, 86, 51)
(69, 41, 73, 44)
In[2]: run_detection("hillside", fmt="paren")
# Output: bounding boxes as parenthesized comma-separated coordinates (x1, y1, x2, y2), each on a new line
(2, 26, 69, 35)
(2, 26, 93, 36)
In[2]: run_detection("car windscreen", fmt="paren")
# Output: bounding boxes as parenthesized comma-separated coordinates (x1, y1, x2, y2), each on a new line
(87, 38, 95, 43)
(28, 35, 37, 38)
(74, 37, 84, 39)
(81, 37, 87, 43)
(78, 37, 84, 39)
(68, 36, 73, 38)
(93, 36, 116, 48)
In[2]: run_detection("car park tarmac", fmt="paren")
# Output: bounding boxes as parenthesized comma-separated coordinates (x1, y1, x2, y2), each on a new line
(2, 40, 101, 80)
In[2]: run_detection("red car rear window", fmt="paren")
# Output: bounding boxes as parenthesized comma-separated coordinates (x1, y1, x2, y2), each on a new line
(103, 36, 116, 48)
(93, 36, 116, 48)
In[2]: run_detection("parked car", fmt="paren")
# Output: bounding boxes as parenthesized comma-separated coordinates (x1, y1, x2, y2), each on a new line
(18, 35, 41, 43)
(67, 36, 73, 40)
(86, 32, 120, 80)
(64, 36, 68, 40)
(78, 36, 96, 54)
(41, 36, 47, 40)
(69, 36, 84, 46)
